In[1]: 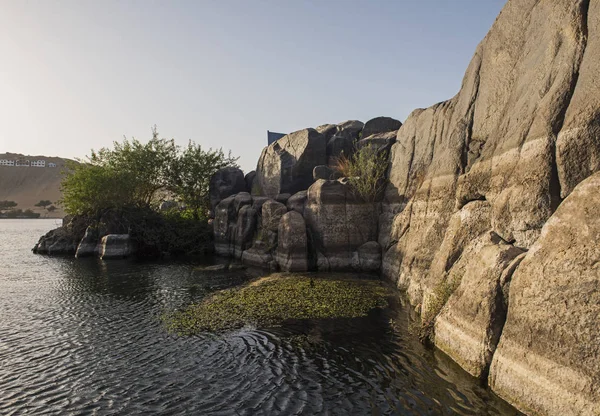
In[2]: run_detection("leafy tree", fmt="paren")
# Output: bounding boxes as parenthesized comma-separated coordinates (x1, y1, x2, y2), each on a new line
(0, 200, 17, 213)
(47, 205, 57, 213)
(89, 126, 178, 206)
(60, 128, 238, 219)
(168, 141, 239, 220)
(61, 162, 139, 216)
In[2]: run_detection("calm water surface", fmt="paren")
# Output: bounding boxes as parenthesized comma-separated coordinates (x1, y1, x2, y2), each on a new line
(0, 219, 520, 415)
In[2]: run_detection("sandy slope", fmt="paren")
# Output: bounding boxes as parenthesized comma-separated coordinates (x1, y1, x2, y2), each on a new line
(0, 153, 76, 218)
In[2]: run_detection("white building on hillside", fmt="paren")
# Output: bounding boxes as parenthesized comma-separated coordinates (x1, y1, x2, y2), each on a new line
(15, 159, 30, 166)
(31, 160, 46, 167)
(0, 159, 15, 166)
(48, 162, 57, 168)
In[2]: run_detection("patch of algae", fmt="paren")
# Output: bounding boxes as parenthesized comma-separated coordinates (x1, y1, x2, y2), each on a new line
(165, 274, 390, 334)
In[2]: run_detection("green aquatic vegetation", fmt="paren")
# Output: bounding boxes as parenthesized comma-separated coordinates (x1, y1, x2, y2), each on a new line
(165, 274, 390, 334)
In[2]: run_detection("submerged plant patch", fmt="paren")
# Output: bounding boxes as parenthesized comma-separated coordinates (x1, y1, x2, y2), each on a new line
(165, 274, 390, 334)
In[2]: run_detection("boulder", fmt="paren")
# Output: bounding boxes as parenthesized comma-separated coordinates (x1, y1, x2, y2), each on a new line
(261, 200, 287, 233)
(286, 190, 307, 215)
(433, 233, 524, 379)
(326, 120, 364, 165)
(357, 130, 398, 154)
(241, 200, 287, 269)
(100, 234, 131, 259)
(244, 171, 256, 193)
(361, 116, 402, 139)
(233, 192, 253, 213)
(276, 211, 308, 272)
(75, 226, 100, 258)
(213, 195, 237, 256)
(351, 241, 382, 272)
(315, 123, 337, 141)
(209, 167, 246, 210)
(32, 216, 87, 255)
(275, 193, 291, 205)
(255, 128, 326, 198)
(233, 205, 258, 259)
(304, 179, 379, 270)
(420, 200, 492, 310)
(489, 172, 600, 416)
(313, 165, 335, 181)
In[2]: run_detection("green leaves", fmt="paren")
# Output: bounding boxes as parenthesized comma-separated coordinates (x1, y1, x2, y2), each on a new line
(60, 127, 238, 218)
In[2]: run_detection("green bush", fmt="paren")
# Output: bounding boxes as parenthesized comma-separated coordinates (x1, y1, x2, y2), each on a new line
(333, 144, 389, 202)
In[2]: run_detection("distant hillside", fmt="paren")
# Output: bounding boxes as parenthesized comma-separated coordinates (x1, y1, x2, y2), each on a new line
(0, 153, 77, 218)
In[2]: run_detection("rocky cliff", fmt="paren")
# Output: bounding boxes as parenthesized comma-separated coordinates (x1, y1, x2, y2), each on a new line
(209, 1, 600, 414)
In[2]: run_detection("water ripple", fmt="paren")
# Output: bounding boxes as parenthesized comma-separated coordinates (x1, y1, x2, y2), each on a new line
(0, 220, 521, 415)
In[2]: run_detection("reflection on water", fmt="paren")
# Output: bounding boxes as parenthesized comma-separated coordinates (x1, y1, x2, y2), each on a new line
(0, 220, 520, 415)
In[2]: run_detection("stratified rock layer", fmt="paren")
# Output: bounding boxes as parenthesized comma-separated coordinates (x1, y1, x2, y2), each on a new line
(488, 172, 600, 416)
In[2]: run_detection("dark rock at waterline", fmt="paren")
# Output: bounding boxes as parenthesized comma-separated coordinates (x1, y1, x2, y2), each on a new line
(276, 211, 308, 272)
(100, 234, 132, 259)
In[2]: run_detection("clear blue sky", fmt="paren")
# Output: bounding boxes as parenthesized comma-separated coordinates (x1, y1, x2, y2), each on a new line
(0, 0, 505, 172)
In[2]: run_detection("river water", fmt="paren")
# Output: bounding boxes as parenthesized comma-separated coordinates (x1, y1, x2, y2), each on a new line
(0, 219, 520, 415)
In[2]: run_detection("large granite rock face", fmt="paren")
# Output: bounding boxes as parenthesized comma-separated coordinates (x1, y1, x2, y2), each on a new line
(361, 116, 402, 139)
(255, 128, 326, 198)
(304, 179, 379, 270)
(489, 172, 600, 416)
(434, 233, 524, 379)
(209, 167, 246, 210)
(382, 0, 594, 305)
(275, 211, 308, 272)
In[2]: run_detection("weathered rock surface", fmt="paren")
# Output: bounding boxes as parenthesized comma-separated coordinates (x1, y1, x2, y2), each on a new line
(361, 116, 402, 139)
(209, 167, 246, 210)
(33, 216, 87, 255)
(421, 200, 492, 310)
(352, 241, 382, 272)
(213, 195, 237, 256)
(286, 190, 307, 215)
(326, 120, 364, 165)
(489, 172, 600, 416)
(382, 0, 593, 304)
(75, 226, 100, 258)
(304, 179, 379, 270)
(255, 128, 326, 198)
(244, 171, 256, 193)
(358, 130, 397, 154)
(100, 234, 131, 259)
(275, 211, 308, 272)
(313, 165, 335, 181)
(434, 233, 524, 379)
(233, 205, 257, 259)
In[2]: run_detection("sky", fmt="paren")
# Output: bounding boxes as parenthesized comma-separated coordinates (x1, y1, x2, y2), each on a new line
(0, 0, 505, 173)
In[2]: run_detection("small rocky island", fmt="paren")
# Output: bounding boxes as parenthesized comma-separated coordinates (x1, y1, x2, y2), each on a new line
(33, 1, 600, 415)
